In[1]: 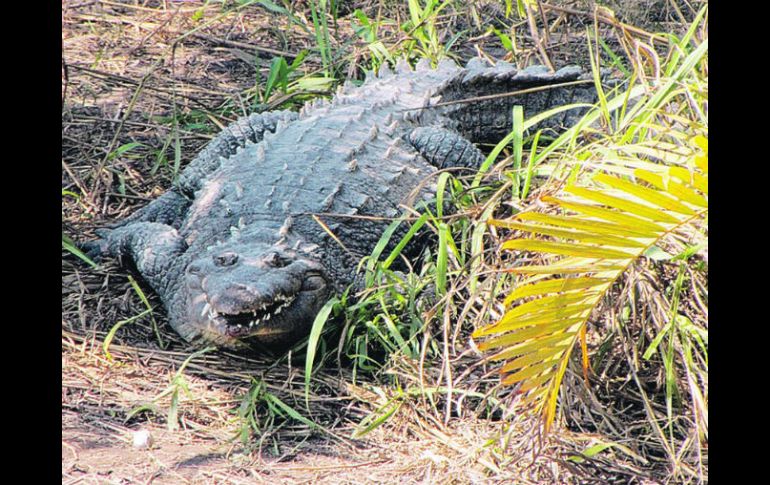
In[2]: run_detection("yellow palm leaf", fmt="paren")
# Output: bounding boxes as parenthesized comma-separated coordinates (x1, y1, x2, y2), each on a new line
(502, 239, 636, 260)
(666, 179, 708, 207)
(478, 315, 589, 347)
(693, 173, 708, 194)
(516, 212, 659, 238)
(593, 173, 697, 215)
(500, 345, 572, 374)
(508, 262, 626, 275)
(474, 144, 708, 433)
(501, 358, 561, 386)
(503, 276, 612, 303)
(543, 197, 667, 233)
(633, 169, 667, 191)
(694, 153, 708, 173)
(693, 135, 708, 154)
(519, 373, 554, 395)
(633, 168, 707, 207)
(474, 292, 596, 338)
(487, 332, 580, 361)
(669, 166, 694, 184)
(490, 220, 648, 248)
(564, 186, 681, 223)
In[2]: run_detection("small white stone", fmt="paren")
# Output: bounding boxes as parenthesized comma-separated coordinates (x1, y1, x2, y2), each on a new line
(132, 429, 153, 449)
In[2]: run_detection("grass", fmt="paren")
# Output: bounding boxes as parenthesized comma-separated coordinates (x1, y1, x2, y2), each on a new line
(62, 1, 706, 483)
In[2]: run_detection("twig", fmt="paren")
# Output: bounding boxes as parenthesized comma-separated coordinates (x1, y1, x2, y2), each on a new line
(525, 1, 554, 71)
(68, 65, 222, 107)
(129, 6, 178, 55)
(191, 33, 298, 59)
(62, 160, 91, 200)
(541, 2, 669, 45)
(400, 79, 594, 111)
(73, 115, 213, 138)
(88, 66, 154, 212)
(62, 42, 69, 108)
(99, 0, 202, 14)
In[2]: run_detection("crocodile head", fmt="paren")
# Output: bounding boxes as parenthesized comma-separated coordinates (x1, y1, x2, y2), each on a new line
(180, 242, 330, 350)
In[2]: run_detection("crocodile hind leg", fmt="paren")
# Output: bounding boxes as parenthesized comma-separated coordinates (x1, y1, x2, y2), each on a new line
(406, 126, 486, 170)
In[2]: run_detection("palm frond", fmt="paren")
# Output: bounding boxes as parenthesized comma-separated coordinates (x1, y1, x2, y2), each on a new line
(473, 136, 708, 432)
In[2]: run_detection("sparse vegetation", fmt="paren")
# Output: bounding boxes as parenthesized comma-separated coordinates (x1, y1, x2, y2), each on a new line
(63, 1, 707, 483)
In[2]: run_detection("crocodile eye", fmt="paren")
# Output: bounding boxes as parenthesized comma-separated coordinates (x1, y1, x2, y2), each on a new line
(265, 252, 292, 268)
(214, 252, 239, 267)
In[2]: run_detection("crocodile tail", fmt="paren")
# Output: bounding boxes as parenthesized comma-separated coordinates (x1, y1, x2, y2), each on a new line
(437, 59, 604, 145)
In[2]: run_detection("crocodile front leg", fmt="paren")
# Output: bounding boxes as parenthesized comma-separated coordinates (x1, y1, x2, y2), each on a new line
(90, 222, 188, 303)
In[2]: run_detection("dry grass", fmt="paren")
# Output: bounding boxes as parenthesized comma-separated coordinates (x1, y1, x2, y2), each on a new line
(62, 327, 627, 484)
(63, 1, 704, 483)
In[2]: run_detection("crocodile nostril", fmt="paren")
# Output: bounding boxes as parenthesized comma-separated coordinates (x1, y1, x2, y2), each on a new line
(214, 252, 239, 267)
(187, 262, 203, 275)
(265, 252, 291, 268)
(302, 274, 326, 291)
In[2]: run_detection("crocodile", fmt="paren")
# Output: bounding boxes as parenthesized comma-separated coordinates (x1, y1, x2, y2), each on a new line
(86, 58, 602, 351)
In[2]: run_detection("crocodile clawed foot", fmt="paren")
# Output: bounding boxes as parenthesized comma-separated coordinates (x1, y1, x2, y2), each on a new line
(80, 233, 110, 262)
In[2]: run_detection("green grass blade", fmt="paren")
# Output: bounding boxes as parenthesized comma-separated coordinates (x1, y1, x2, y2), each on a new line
(62, 233, 97, 268)
(305, 297, 339, 406)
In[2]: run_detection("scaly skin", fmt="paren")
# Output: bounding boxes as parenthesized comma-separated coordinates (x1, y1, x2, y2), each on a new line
(87, 58, 602, 351)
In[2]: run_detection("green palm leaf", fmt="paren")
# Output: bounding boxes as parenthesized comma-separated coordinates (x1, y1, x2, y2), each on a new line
(473, 137, 708, 433)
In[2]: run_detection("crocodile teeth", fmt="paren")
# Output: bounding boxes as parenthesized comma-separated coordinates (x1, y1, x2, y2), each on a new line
(201, 302, 211, 318)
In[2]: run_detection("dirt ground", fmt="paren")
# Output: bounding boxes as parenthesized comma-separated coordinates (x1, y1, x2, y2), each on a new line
(62, 1, 704, 483)
(64, 330, 631, 484)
